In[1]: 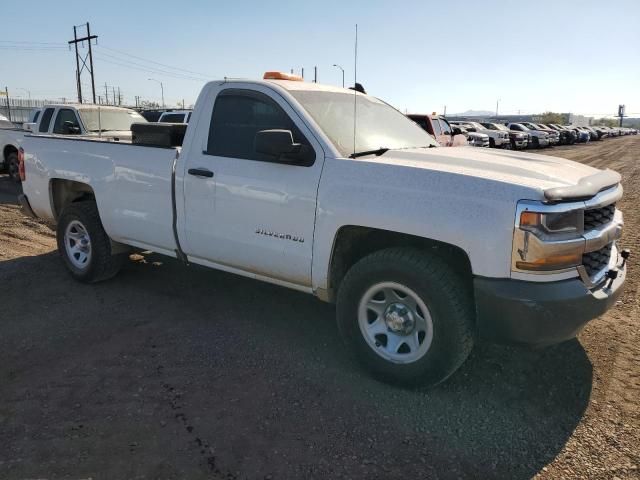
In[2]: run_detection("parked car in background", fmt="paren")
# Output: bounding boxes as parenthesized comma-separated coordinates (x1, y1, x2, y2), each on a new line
(0, 119, 26, 182)
(531, 123, 560, 145)
(23, 108, 42, 132)
(566, 126, 590, 143)
(581, 126, 600, 141)
(407, 114, 466, 146)
(480, 122, 528, 149)
(517, 122, 558, 146)
(158, 110, 193, 123)
(451, 125, 490, 147)
(547, 124, 576, 145)
(20, 72, 628, 386)
(507, 123, 550, 148)
(451, 121, 510, 148)
(33, 104, 147, 141)
(139, 109, 168, 122)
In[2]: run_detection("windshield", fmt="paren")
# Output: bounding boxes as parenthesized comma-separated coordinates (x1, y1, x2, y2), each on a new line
(289, 90, 438, 157)
(78, 108, 147, 132)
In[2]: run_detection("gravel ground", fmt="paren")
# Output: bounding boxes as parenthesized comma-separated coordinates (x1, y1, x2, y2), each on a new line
(0, 135, 638, 479)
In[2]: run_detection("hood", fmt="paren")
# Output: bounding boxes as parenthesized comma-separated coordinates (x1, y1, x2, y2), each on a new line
(364, 146, 608, 199)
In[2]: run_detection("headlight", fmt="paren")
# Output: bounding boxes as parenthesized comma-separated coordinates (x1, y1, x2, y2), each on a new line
(513, 208, 585, 272)
(520, 210, 583, 236)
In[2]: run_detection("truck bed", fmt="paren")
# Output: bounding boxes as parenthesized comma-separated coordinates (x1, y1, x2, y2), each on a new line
(23, 134, 180, 256)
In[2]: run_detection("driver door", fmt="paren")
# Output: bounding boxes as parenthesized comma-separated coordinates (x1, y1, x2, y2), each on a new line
(181, 85, 325, 287)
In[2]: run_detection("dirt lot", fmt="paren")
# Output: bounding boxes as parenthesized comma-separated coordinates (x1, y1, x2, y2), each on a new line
(1, 135, 638, 479)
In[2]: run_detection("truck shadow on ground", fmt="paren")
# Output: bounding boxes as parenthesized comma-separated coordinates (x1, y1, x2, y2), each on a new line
(0, 250, 593, 479)
(0, 175, 21, 205)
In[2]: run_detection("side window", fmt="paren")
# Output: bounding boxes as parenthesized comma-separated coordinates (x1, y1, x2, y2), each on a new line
(440, 119, 451, 135)
(431, 118, 442, 136)
(38, 108, 55, 133)
(511, 124, 521, 131)
(53, 109, 81, 134)
(207, 89, 314, 165)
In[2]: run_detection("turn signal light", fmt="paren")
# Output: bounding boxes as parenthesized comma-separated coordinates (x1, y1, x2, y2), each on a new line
(516, 252, 582, 271)
(263, 71, 303, 81)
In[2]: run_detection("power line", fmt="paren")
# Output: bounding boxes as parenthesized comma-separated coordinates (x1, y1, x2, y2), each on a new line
(93, 54, 208, 81)
(95, 51, 208, 80)
(97, 45, 213, 78)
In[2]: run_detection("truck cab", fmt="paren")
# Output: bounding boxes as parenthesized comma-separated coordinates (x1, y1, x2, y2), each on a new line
(407, 113, 466, 146)
(34, 104, 147, 141)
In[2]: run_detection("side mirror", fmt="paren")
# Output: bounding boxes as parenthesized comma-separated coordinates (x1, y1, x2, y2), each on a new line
(63, 120, 81, 134)
(255, 129, 301, 161)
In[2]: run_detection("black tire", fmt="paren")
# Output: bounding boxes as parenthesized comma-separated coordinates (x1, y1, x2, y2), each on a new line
(7, 152, 20, 183)
(532, 137, 540, 149)
(336, 248, 475, 387)
(489, 138, 495, 148)
(56, 201, 126, 283)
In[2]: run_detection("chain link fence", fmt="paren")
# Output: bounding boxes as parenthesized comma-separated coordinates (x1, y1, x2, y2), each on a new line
(0, 97, 74, 125)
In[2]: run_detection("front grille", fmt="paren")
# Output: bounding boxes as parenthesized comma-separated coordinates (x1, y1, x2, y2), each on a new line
(584, 203, 616, 230)
(582, 244, 613, 277)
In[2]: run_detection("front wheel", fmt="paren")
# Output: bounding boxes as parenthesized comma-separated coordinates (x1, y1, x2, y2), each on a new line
(337, 248, 475, 387)
(57, 201, 126, 283)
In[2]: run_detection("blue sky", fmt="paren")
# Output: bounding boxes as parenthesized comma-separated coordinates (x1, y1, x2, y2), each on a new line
(1, 0, 639, 117)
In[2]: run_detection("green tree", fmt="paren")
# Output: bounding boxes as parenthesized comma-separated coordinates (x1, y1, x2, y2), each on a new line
(592, 118, 618, 127)
(538, 112, 564, 124)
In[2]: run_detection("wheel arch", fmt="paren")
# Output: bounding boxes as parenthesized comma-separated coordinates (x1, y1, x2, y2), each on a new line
(325, 225, 473, 303)
(3, 143, 18, 161)
(49, 178, 96, 221)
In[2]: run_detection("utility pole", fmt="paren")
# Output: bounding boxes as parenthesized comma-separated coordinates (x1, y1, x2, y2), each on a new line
(301, 67, 304, 79)
(68, 23, 98, 103)
(495, 99, 500, 117)
(314, 66, 317, 83)
(104, 83, 109, 105)
(4, 87, 11, 122)
(443, 105, 447, 117)
(118, 87, 121, 106)
(332, 64, 344, 88)
(148, 79, 164, 108)
(618, 104, 625, 127)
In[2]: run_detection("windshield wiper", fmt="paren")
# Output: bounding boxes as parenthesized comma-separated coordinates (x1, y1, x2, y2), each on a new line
(349, 148, 390, 159)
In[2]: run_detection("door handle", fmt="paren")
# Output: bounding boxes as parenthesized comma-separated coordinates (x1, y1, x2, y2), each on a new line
(188, 168, 214, 178)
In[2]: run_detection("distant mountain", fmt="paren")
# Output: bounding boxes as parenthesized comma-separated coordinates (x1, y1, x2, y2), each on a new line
(450, 110, 494, 117)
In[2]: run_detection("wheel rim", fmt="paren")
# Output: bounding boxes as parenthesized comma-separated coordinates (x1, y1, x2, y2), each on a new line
(357, 282, 434, 364)
(8, 158, 19, 180)
(64, 220, 92, 270)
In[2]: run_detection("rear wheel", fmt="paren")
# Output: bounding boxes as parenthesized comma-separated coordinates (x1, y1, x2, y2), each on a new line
(337, 248, 475, 387)
(57, 201, 126, 283)
(532, 137, 540, 148)
(7, 152, 20, 183)
(489, 138, 495, 148)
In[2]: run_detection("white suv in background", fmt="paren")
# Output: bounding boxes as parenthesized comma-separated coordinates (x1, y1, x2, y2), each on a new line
(158, 110, 193, 123)
(451, 121, 511, 148)
(507, 122, 550, 148)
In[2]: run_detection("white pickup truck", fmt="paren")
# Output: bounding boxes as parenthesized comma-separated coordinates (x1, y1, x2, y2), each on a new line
(19, 72, 629, 386)
(0, 115, 25, 182)
(31, 103, 146, 141)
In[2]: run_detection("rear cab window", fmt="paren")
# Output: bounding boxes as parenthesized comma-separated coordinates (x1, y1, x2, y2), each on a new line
(38, 108, 55, 133)
(160, 113, 187, 123)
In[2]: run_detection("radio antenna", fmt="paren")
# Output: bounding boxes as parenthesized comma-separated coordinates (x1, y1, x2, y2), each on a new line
(352, 23, 358, 156)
